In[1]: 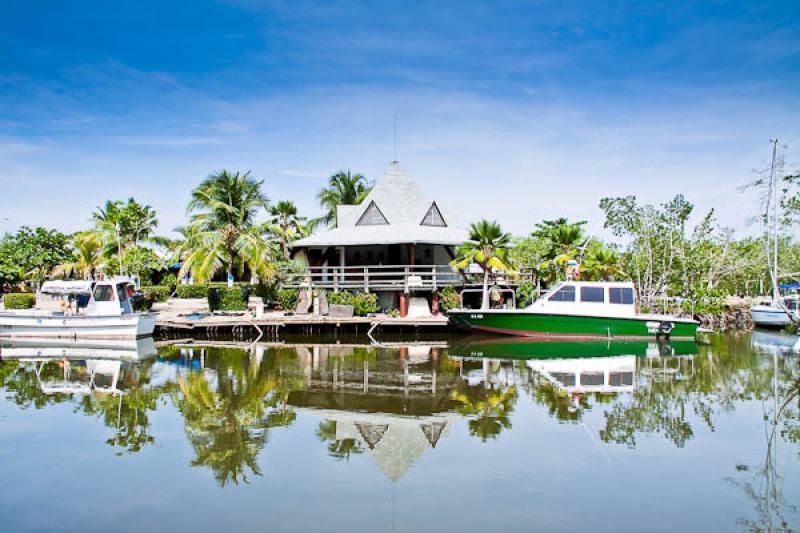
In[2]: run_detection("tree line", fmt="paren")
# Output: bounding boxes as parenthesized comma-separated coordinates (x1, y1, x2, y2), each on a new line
(1, 160, 798, 310)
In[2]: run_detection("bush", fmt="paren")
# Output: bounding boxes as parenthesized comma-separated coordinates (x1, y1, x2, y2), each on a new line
(176, 284, 209, 299)
(3, 293, 36, 309)
(276, 288, 298, 311)
(327, 291, 379, 316)
(208, 287, 249, 312)
(160, 272, 178, 291)
(143, 285, 172, 303)
(515, 280, 536, 308)
(437, 286, 461, 313)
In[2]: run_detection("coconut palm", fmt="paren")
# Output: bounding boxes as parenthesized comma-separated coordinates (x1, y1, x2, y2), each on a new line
(451, 220, 512, 309)
(180, 170, 273, 282)
(53, 232, 104, 279)
(317, 170, 372, 227)
(267, 200, 306, 260)
(532, 218, 587, 282)
(90, 198, 160, 276)
(450, 386, 518, 442)
(582, 247, 625, 281)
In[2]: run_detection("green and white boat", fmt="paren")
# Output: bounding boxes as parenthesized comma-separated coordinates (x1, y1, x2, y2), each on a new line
(448, 281, 699, 340)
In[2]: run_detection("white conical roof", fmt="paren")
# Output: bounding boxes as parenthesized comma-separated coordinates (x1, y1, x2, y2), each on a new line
(293, 162, 468, 248)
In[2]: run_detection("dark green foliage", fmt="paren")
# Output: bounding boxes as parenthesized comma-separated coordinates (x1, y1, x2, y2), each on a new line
(515, 280, 536, 308)
(3, 293, 36, 309)
(276, 288, 298, 311)
(209, 287, 249, 311)
(327, 291, 379, 316)
(176, 284, 210, 299)
(0, 227, 72, 284)
(137, 285, 172, 310)
(437, 286, 461, 313)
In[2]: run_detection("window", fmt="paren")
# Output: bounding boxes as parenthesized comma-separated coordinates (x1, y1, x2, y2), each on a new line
(356, 201, 389, 226)
(580, 372, 604, 386)
(94, 285, 115, 302)
(609, 372, 634, 386)
(580, 286, 605, 303)
(551, 373, 576, 387)
(117, 284, 129, 301)
(421, 202, 447, 227)
(609, 287, 634, 305)
(548, 285, 575, 302)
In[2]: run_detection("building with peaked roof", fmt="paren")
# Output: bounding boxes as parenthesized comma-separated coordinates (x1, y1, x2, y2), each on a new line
(290, 161, 469, 314)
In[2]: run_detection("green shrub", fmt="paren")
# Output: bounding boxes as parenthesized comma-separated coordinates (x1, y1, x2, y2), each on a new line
(437, 286, 461, 313)
(3, 293, 36, 309)
(328, 291, 379, 316)
(515, 280, 536, 308)
(160, 272, 178, 291)
(208, 287, 249, 312)
(3, 293, 35, 309)
(276, 288, 298, 311)
(176, 284, 209, 299)
(143, 285, 172, 303)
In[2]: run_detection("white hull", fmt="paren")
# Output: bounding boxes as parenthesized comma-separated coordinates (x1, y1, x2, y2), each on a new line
(751, 306, 794, 328)
(0, 312, 157, 339)
(0, 337, 157, 361)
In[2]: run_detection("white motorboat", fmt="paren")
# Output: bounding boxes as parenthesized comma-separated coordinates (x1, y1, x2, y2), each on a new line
(751, 295, 798, 329)
(0, 278, 157, 339)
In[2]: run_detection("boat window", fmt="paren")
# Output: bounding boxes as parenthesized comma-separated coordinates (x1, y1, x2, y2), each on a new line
(609, 372, 634, 386)
(609, 287, 634, 305)
(580, 287, 605, 303)
(548, 285, 575, 302)
(116, 284, 128, 302)
(551, 373, 576, 387)
(93, 285, 115, 302)
(785, 298, 798, 311)
(580, 372, 604, 386)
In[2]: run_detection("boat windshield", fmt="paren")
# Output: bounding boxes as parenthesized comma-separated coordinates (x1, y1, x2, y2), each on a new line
(93, 285, 115, 302)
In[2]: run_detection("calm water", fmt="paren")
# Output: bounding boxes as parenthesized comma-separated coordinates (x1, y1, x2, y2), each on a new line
(0, 332, 798, 532)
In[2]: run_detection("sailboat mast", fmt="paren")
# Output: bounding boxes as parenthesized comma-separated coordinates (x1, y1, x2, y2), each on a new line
(769, 139, 779, 300)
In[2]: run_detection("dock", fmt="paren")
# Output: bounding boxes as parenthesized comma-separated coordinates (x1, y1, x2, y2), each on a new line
(156, 312, 453, 339)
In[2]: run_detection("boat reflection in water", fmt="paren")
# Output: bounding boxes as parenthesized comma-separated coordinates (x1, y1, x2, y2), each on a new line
(0, 337, 157, 396)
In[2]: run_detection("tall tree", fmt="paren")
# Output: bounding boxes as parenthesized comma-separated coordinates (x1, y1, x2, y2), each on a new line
(316, 170, 371, 227)
(0, 227, 72, 286)
(180, 170, 273, 282)
(53, 231, 104, 279)
(267, 200, 306, 260)
(451, 220, 512, 310)
(532, 218, 587, 282)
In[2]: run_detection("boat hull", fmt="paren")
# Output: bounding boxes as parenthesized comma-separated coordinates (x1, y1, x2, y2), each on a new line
(0, 312, 157, 339)
(751, 306, 794, 328)
(447, 310, 698, 340)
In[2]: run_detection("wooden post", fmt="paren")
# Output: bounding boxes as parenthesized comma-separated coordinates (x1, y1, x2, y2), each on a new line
(431, 291, 439, 315)
(400, 292, 408, 317)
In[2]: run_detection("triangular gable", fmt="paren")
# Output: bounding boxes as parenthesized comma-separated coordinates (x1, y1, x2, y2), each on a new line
(355, 422, 389, 449)
(356, 201, 389, 226)
(421, 421, 447, 448)
(420, 202, 446, 227)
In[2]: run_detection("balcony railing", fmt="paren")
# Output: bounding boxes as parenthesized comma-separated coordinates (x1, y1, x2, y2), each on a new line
(279, 264, 537, 292)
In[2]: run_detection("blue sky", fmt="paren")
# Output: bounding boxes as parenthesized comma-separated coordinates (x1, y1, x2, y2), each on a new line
(1, 0, 799, 237)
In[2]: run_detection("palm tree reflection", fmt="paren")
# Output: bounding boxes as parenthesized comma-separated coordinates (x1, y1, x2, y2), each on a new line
(171, 348, 303, 487)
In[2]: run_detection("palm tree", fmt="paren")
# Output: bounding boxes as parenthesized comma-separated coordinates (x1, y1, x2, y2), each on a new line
(451, 220, 512, 309)
(532, 218, 586, 282)
(582, 247, 624, 281)
(53, 232, 104, 279)
(317, 170, 372, 227)
(92, 200, 126, 272)
(180, 170, 273, 282)
(267, 200, 306, 260)
(450, 386, 519, 442)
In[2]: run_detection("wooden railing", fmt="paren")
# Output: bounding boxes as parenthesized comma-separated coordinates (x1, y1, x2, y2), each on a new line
(279, 264, 538, 292)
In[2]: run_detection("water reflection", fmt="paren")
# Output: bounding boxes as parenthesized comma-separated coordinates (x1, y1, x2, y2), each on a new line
(1, 333, 798, 524)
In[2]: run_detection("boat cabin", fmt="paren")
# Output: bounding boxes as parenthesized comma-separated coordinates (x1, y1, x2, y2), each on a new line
(528, 281, 637, 318)
(37, 278, 137, 316)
